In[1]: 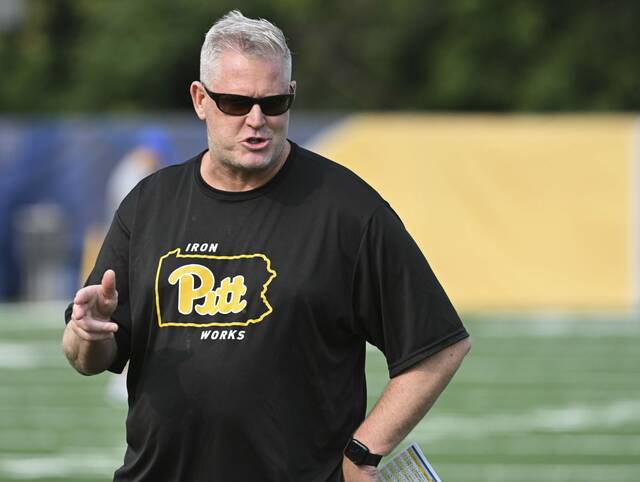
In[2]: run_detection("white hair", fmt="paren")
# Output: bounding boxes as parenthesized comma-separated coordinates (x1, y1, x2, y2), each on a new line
(200, 10, 292, 84)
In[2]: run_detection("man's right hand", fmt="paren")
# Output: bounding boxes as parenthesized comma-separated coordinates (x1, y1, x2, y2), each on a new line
(68, 269, 119, 341)
(63, 270, 120, 375)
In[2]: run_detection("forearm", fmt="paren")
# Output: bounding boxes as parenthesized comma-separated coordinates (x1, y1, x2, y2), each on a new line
(354, 337, 471, 455)
(62, 321, 117, 375)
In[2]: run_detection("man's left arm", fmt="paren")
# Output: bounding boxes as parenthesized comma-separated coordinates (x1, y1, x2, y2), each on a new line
(343, 336, 471, 481)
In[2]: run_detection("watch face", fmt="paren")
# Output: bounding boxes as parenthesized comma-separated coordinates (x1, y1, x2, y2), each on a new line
(345, 439, 368, 464)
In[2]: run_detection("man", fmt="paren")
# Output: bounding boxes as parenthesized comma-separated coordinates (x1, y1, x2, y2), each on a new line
(62, 10, 470, 482)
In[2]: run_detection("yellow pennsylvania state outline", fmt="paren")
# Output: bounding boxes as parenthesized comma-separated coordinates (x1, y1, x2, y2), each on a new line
(154, 248, 277, 328)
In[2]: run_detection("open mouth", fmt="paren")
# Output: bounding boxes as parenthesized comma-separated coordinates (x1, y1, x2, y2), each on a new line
(243, 137, 270, 149)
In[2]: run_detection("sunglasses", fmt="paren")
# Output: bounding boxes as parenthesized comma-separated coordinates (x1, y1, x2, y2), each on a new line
(202, 84, 295, 116)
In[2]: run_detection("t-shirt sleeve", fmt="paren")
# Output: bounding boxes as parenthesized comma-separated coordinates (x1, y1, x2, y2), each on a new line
(351, 204, 469, 377)
(64, 208, 133, 374)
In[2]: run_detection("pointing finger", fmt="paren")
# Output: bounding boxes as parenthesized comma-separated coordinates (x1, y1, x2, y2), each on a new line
(101, 270, 117, 300)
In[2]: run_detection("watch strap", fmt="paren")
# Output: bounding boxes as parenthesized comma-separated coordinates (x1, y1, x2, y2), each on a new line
(361, 451, 382, 467)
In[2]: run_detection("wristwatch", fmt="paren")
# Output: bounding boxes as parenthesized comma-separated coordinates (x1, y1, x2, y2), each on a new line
(343, 438, 383, 467)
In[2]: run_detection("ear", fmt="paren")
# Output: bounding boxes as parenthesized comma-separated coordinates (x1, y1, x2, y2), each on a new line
(190, 81, 207, 120)
(289, 80, 297, 94)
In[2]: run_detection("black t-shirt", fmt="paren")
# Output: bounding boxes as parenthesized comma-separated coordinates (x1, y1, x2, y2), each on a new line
(65, 142, 468, 482)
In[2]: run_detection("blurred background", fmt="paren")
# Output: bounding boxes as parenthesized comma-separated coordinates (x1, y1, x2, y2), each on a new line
(1, 1, 639, 481)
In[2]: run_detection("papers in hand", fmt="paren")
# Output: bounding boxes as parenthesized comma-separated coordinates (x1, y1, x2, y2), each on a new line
(377, 443, 442, 482)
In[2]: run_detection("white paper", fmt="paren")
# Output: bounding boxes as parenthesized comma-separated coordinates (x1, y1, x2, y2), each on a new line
(377, 442, 443, 482)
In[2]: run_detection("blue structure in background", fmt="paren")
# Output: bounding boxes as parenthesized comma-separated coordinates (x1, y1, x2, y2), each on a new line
(0, 113, 343, 300)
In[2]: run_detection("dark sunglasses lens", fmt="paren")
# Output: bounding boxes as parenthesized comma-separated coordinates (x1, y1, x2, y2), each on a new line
(259, 95, 293, 116)
(217, 95, 253, 115)
(214, 93, 293, 116)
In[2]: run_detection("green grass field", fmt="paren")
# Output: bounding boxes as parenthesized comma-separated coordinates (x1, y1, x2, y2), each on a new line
(1, 303, 639, 481)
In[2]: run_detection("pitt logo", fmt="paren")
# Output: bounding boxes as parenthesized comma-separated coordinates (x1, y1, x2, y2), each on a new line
(168, 265, 247, 316)
(155, 249, 277, 328)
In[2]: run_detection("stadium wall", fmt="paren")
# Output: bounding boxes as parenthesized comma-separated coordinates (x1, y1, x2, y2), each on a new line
(311, 114, 638, 312)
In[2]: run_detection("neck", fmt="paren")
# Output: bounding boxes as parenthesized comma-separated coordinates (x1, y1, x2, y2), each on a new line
(200, 141, 291, 192)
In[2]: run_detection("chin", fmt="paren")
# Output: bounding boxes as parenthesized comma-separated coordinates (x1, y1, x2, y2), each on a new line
(229, 152, 276, 172)
(240, 141, 287, 170)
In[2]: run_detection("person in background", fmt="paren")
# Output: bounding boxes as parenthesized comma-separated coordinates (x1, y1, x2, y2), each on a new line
(106, 128, 174, 217)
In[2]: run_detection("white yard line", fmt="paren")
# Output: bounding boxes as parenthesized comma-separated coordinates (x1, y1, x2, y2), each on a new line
(467, 313, 640, 337)
(0, 451, 121, 479)
(0, 342, 63, 368)
(414, 399, 640, 441)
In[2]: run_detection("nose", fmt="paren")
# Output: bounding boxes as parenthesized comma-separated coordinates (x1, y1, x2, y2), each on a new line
(246, 103, 266, 128)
